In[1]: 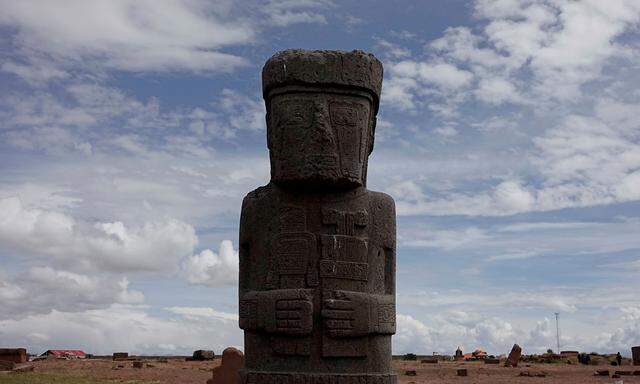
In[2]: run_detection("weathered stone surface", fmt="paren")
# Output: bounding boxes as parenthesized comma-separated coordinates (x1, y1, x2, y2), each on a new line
(0, 348, 27, 364)
(633, 346, 640, 366)
(132, 360, 144, 368)
(192, 350, 215, 361)
(505, 344, 522, 367)
(208, 347, 244, 384)
(112, 352, 128, 360)
(239, 49, 395, 382)
(457, 368, 468, 377)
(484, 358, 500, 364)
(594, 369, 609, 376)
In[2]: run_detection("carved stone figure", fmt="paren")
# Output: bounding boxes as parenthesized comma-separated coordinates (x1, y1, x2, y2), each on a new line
(238, 49, 396, 383)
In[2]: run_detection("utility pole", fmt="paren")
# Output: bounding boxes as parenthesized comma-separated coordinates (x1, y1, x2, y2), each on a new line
(555, 312, 560, 353)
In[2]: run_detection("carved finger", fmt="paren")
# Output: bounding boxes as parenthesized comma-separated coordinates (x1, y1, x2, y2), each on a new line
(276, 299, 306, 310)
(323, 299, 352, 310)
(321, 309, 353, 320)
(277, 319, 302, 328)
(324, 319, 352, 329)
(276, 310, 301, 319)
(328, 329, 353, 338)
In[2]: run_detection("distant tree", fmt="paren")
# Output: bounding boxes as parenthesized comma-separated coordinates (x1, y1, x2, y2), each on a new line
(547, 349, 553, 354)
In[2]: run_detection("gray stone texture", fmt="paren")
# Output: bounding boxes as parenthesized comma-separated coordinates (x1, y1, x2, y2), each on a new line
(239, 49, 396, 383)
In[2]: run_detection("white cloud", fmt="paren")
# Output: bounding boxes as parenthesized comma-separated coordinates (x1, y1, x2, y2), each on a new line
(262, 0, 332, 27)
(395, 313, 521, 355)
(475, 77, 523, 105)
(0, 267, 143, 319)
(182, 240, 239, 287)
(0, 304, 242, 355)
(165, 306, 239, 321)
(384, 0, 640, 113)
(0, 0, 253, 73)
(0, 196, 197, 273)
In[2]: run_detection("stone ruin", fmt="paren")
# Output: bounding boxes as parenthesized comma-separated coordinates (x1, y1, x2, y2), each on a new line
(238, 49, 396, 383)
(0, 348, 26, 364)
(192, 350, 215, 361)
(505, 344, 522, 367)
(208, 347, 245, 384)
(0, 348, 32, 373)
(633, 346, 640, 366)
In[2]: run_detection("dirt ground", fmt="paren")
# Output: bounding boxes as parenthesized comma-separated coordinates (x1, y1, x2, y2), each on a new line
(394, 360, 640, 383)
(1, 358, 639, 384)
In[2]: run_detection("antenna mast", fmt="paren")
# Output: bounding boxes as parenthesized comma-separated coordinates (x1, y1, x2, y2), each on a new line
(555, 312, 560, 353)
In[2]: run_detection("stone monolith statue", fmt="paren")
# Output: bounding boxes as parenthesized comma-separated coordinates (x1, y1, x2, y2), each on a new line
(238, 49, 396, 384)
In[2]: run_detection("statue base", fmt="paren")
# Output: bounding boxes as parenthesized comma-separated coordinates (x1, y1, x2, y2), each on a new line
(240, 370, 397, 384)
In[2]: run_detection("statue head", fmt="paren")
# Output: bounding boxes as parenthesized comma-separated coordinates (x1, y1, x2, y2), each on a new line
(262, 49, 383, 189)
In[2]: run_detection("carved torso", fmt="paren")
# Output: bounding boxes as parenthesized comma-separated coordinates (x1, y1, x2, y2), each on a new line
(239, 183, 396, 379)
(238, 49, 395, 384)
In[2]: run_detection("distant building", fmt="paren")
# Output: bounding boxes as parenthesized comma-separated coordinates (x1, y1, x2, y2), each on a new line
(40, 350, 86, 359)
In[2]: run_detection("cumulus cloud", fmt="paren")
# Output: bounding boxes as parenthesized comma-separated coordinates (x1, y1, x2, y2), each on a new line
(0, 196, 197, 273)
(0, 268, 143, 319)
(1, 82, 267, 158)
(382, 0, 640, 113)
(0, 305, 242, 355)
(182, 240, 239, 287)
(395, 313, 522, 355)
(0, 0, 253, 73)
(262, 0, 332, 27)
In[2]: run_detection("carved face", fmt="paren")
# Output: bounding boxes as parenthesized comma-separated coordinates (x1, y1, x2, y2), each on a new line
(267, 92, 374, 188)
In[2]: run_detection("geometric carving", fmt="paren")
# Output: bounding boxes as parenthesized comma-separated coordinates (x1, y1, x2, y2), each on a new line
(331, 102, 365, 179)
(322, 208, 368, 235)
(239, 49, 395, 380)
(319, 260, 368, 281)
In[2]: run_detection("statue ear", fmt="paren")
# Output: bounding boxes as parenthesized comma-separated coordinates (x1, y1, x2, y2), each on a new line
(368, 116, 376, 154)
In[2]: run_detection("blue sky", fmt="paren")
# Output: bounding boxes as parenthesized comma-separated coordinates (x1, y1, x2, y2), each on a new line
(1, 0, 639, 357)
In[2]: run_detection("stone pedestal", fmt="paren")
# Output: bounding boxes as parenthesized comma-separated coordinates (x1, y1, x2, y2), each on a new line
(238, 50, 396, 383)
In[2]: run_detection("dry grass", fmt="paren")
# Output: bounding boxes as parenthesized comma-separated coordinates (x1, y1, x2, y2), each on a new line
(0, 372, 157, 384)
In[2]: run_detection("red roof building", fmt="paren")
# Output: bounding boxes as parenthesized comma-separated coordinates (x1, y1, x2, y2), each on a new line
(41, 350, 86, 359)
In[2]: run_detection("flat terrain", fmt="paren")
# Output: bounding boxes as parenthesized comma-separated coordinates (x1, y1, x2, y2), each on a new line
(395, 360, 640, 383)
(1, 358, 639, 384)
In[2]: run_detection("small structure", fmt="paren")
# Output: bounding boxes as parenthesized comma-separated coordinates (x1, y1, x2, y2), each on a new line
(633, 346, 640, 366)
(454, 347, 464, 361)
(113, 352, 128, 360)
(0, 348, 27, 363)
(41, 350, 86, 359)
(403, 353, 417, 361)
(208, 347, 244, 384)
